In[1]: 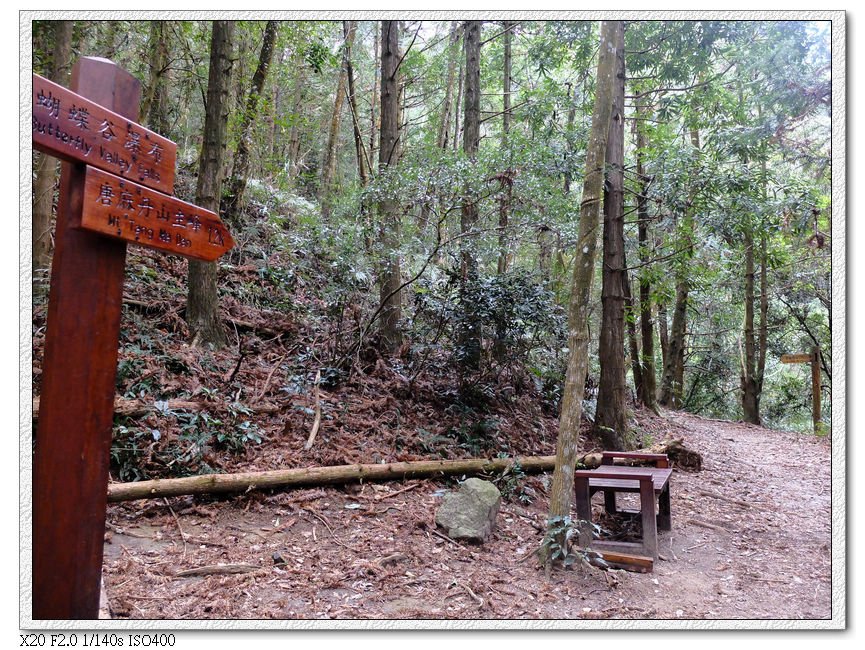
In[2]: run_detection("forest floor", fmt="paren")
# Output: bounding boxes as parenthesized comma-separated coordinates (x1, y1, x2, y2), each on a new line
(99, 407, 831, 622)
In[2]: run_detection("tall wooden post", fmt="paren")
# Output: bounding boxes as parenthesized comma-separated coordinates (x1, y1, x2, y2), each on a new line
(811, 346, 822, 433)
(33, 57, 140, 620)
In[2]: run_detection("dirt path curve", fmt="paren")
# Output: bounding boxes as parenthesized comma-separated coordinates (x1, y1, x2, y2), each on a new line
(102, 410, 832, 621)
(614, 410, 833, 619)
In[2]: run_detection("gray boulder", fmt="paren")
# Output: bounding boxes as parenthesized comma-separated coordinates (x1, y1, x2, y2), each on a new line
(434, 478, 501, 543)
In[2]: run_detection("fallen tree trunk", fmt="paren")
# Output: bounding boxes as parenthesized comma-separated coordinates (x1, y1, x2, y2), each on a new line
(108, 456, 559, 502)
(106, 438, 699, 502)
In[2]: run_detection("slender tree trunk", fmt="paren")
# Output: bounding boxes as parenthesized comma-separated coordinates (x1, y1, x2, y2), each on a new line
(377, 20, 403, 353)
(141, 21, 172, 137)
(320, 25, 353, 217)
(635, 106, 658, 411)
(187, 20, 234, 349)
(437, 22, 460, 150)
(369, 24, 380, 167)
(594, 21, 628, 450)
(343, 21, 369, 187)
(545, 20, 619, 559)
(658, 300, 669, 383)
(287, 66, 304, 178)
(453, 52, 464, 152)
(32, 20, 73, 279)
(497, 20, 513, 276)
(624, 264, 644, 404)
(659, 128, 699, 408)
(741, 221, 760, 424)
(458, 20, 482, 370)
(222, 20, 279, 226)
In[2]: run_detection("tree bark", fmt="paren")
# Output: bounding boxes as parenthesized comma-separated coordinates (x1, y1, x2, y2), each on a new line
(546, 20, 619, 550)
(141, 20, 172, 137)
(635, 106, 658, 412)
(343, 21, 369, 187)
(320, 23, 353, 218)
(497, 20, 513, 276)
(594, 21, 628, 450)
(437, 22, 460, 151)
(740, 218, 760, 423)
(458, 20, 482, 369)
(377, 20, 403, 352)
(659, 128, 699, 408)
(32, 20, 73, 279)
(222, 20, 279, 226)
(187, 20, 234, 349)
(624, 264, 644, 404)
(287, 65, 304, 178)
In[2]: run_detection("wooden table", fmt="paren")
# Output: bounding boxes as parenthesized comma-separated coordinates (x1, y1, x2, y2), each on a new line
(573, 452, 672, 561)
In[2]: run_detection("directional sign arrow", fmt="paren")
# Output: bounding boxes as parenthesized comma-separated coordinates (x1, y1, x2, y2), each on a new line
(33, 72, 177, 194)
(78, 166, 234, 262)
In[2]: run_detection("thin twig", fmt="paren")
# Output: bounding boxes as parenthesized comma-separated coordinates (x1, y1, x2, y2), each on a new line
(255, 353, 287, 403)
(303, 370, 322, 451)
(164, 498, 187, 560)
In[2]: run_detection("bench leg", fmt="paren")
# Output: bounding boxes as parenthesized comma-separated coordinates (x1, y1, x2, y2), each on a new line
(658, 483, 672, 531)
(639, 479, 658, 559)
(574, 476, 593, 547)
(603, 489, 617, 514)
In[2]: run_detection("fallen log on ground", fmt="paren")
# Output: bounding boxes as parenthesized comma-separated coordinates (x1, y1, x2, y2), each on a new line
(108, 456, 559, 502)
(107, 438, 700, 502)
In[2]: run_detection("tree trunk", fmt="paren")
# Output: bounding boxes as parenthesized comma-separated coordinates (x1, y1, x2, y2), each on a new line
(658, 300, 669, 384)
(741, 220, 760, 424)
(222, 20, 279, 226)
(287, 66, 304, 178)
(453, 51, 464, 152)
(497, 20, 513, 276)
(624, 264, 644, 404)
(594, 21, 628, 450)
(659, 128, 699, 408)
(141, 21, 172, 137)
(545, 20, 619, 555)
(32, 20, 73, 279)
(635, 106, 658, 412)
(437, 22, 460, 151)
(377, 20, 403, 353)
(343, 21, 369, 187)
(320, 24, 353, 217)
(187, 20, 234, 349)
(369, 24, 380, 167)
(458, 20, 482, 370)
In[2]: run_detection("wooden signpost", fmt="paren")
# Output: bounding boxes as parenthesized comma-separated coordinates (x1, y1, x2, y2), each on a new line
(31, 57, 233, 620)
(780, 346, 823, 434)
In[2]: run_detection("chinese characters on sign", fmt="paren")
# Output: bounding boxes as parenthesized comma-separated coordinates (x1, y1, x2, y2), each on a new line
(80, 166, 234, 262)
(33, 74, 177, 194)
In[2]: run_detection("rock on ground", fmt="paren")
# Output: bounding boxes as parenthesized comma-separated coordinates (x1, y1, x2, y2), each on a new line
(435, 477, 501, 543)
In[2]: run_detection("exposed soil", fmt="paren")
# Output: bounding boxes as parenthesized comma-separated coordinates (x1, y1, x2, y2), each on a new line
(100, 408, 832, 621)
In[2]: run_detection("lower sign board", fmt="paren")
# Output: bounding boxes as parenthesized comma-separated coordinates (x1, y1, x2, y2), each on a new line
(780, 353, 813, 364)
(78, 166, 234, 262)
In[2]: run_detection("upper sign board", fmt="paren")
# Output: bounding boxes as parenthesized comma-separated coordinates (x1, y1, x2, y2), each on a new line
(780, 353, 814, 364)
(32, 73, 176, 194)
(79, 166, 234, 262)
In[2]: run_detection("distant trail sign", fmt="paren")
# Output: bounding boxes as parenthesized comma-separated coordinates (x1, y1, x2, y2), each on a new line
(780, 347, 823, 434)
(32, 72, 177, 194)
(32, 57, 233, 621)
(80, 166, 234, 261)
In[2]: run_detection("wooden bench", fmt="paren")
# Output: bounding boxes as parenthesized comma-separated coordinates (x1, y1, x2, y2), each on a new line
(573, 452, 672, 563)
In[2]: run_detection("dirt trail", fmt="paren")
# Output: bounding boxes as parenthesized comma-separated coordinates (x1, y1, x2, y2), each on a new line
(102, 410, 832, 621)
